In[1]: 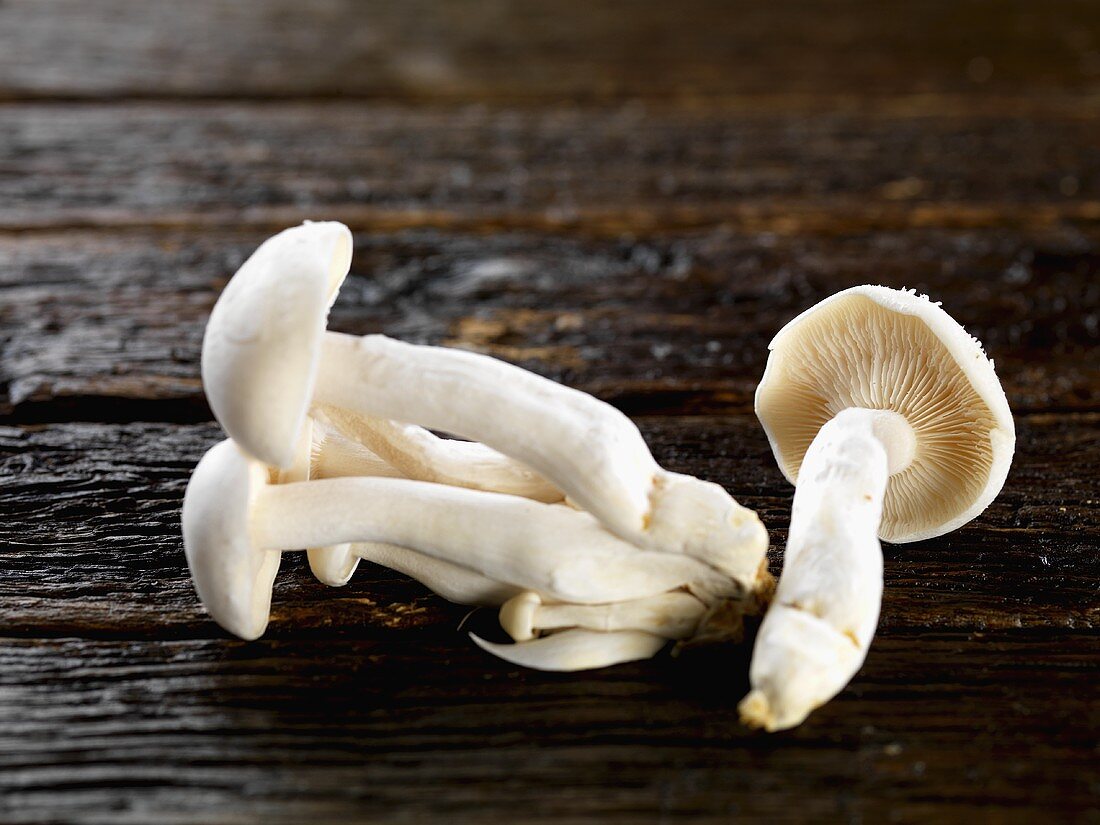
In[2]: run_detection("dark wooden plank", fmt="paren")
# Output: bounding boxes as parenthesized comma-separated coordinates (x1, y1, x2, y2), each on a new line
(0, 632, 1095, 823)
(1, 416, 1095, 638)
(1, 0, 1099, 102)
(1, 227, 1097, 420)
(2, 104, 1099, 233)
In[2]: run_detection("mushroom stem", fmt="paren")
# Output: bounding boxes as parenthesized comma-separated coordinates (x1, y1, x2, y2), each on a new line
(740, 408, 887, 732)
(500, 591, 707, 642)
(318, 406, 563, 502)
(350, 543, 521, 606)
(251, 475, 740, 605)
(306, 424, 404, 481)
(312, 332, 768, 589)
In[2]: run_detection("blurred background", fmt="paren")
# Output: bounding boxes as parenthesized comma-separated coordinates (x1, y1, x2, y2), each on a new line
(0, 2, 1097, 823)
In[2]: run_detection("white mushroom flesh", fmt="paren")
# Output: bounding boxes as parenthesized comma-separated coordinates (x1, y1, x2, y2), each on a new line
(471, 629, 667, 672)
(314, 332, 768, 589)
(740, 408, 886, 731)
(319, 406, 563, 503)
(500, 590, 707, 642)
(352, 543, 521, 606)
(250, 472, 741, 606)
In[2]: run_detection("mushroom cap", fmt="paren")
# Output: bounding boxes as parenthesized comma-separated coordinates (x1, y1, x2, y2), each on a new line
(182, 439, 280, 640)
(202, 221, 353, 469)
(499, 591, 543, 642)
(755, 285, 1014, 542)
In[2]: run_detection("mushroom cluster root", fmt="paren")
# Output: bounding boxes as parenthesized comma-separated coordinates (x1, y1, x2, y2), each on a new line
(183, 221, 772, 670)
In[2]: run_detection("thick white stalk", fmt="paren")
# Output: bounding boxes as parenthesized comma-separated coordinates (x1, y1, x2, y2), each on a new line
(501, 591, 706, 641)
(471, 629, 667, 672)
(319, 406, 563, 502)
(250, 477, 739, 604)
(313, 333, 768, 588)
(740, 408, 887, 732)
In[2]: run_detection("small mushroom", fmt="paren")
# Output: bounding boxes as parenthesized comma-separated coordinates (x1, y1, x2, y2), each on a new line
(471, 629, 667, 672)
(285, 413, 556, 587)
(498, 590, 707, 642)
(349, 542, 521, 607)
(203, 221, 556, 496)
(202, 222, 768, 593)
(320, 406, 563, 503)
(182, 439, 740, 640)
(741, 286, 1015, 731)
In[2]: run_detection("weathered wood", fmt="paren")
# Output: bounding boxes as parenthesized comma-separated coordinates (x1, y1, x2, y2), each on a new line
(2, 1, 1097, 820)
(0, 633, 1095, 823)
(0, 418, 1095, 638)
(1, 228, 1097, 420)
(1, 104, 1099, 233)
(1, 0, 1098, 103)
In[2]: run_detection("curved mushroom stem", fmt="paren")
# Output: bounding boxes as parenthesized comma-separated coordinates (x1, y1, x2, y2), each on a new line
(313, 333, 768, 591)
(350, 543, 521, 606)
(252, 476, 741, 605)
(289, 419, 563, 587)
(318, 406, 563, 502)
(740, 407, 889, 732)
(500, 591, 707, 642)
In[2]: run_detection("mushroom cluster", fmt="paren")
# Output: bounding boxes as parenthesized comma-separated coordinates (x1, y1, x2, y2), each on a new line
(183, 222, 772, 671)
(181, 223, 1013, 728)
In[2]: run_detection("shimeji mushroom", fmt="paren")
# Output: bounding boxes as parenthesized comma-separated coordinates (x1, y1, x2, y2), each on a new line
(241, 420, 525, 609)
(740, 286, 1015, 731)
(202, 221, 769, 593)
(203, 221, 560, 495)
(500, 590, 706, 642)
(182, 439, 741, 640)
(284, 411, 560, 587)
(471, 590, 708, 672)
(346, 542, 521, 607)
(319, 406, 562, 502)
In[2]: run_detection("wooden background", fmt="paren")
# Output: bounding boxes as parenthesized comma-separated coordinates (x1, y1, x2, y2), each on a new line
(1, 1, 1098, 822)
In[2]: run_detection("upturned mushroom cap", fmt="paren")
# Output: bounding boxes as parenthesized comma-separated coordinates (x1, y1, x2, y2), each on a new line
(756, 285, 1014, 542)
(202, 221, 353, 469)
(182, 439, 280, 640)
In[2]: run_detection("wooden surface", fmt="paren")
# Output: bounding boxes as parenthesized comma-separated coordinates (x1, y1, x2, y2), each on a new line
(1, 2, 1098, 822)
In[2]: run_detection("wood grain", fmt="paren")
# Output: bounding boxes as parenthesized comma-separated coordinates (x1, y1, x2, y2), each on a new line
(0, 633, 1095, 823)
(0, 417, 1095, 638)
(2, 104, 1099, 233)
(1, 227, 1097, 420)
(2, 1, 1098, 821)
(1, 0, 1099, 103)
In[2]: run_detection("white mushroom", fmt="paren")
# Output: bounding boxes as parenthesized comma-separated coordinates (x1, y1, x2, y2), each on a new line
(316, 334, 769, 590)
(201, 222, 769, 594)
(471, 629, 667, 672)
(348, 542, 521, 607)
(741, 286, 1015, 731)
(499, 590, 707, 642)
(182, 439, 740, 640)
(283, 414, 555, 587)
(320, 406, 563, 502)
(203, 221, 559, 493)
